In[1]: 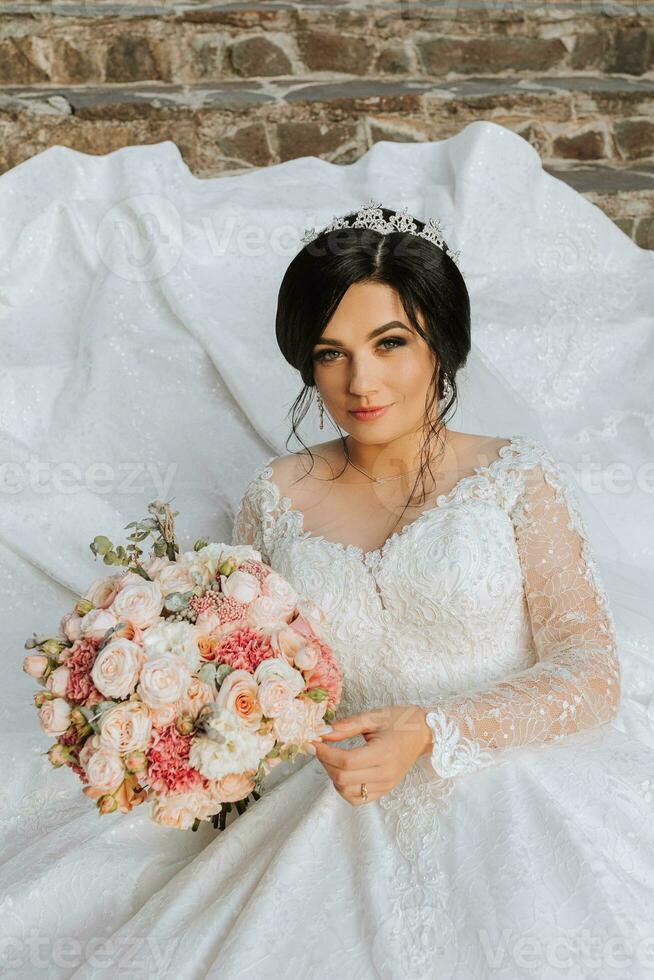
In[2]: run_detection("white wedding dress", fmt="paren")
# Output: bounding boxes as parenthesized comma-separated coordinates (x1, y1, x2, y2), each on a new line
(2, 119, 654, 979)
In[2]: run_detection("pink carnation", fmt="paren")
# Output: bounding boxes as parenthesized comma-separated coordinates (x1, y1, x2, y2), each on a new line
(65, 637, 103, 707)
(147, 722, 205, 795)
(304, 640, 343, 710)
(213, 625, 276, 673)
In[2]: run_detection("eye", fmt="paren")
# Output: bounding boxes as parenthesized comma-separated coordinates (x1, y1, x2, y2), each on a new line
(312, 336, 406, 363)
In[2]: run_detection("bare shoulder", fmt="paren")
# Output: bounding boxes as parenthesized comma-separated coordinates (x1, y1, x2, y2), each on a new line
(265, 439, 341, 495)
(447, 430, 513, 468)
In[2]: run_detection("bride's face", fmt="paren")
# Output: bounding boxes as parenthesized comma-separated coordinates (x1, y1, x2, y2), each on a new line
(311, 281, 437, 442)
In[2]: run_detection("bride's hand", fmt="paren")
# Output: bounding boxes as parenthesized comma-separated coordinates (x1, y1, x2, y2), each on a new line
(309, 704, 431, 806)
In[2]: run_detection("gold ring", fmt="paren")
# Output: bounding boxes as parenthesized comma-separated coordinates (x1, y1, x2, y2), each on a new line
(360, 782, 368, 802)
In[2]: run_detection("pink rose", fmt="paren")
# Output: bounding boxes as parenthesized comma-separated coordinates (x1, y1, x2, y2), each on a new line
(79, 607, 118, 641)
(59, 611, 82, 642)
(46, 665, 70, 697)
(23, 654, 49, 679)
(39, 697, 72, 736)
(215, 669, 262, 731)
(111, 579, 163, 629)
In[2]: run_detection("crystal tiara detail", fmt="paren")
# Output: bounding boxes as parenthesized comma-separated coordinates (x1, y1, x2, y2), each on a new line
(300, 199, 461, 267)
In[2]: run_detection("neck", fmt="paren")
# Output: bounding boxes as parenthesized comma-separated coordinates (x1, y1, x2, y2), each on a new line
(344, 425, 451, 483)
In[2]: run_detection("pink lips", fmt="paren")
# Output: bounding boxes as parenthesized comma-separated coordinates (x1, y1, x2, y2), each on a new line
(348, 405, 393, 421)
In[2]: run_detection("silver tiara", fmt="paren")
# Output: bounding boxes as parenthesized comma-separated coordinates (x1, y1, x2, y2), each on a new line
(300, 199, 461, 267)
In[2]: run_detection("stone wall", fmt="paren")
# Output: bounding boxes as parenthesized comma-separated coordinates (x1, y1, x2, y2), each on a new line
(0, 1, 652, 246)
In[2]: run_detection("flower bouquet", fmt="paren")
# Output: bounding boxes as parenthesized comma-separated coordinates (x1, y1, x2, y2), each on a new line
(23, 500, 342, 831)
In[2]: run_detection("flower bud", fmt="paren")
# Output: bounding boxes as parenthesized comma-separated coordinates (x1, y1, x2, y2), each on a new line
(23, 654, 49, 679)
(41, 638, 63, 657)
(98, 794, 118, 814)
(218, 557, 238, 577)
(47, 743, 70, 767)
(75, 598, 94, 617)
(175, 714, 194, 736)
(33, 691, 53, 708)
(70, 707, 87, 727)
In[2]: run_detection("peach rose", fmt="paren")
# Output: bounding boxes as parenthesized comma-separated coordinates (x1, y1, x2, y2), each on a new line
(85, 574, 124, 610)
(59, 610, 82, 642)
(137, 655, 191, 709)
(215, 670, 262, 731)
(111, 579, 163, 629)
(22, 654, 49, 679)
(262, 570, 298, 618)
(151, 787, 222, 830)
(91, 638, 143, 699)
(220, 570, 260, 604)
(211, 771, 256, 803)
(45, 665, 70, 697)
(79, 607, 119, 641)
(99, 701, 152, 754)
(85, 746, 125, 794)
(39, 697, 72, 736)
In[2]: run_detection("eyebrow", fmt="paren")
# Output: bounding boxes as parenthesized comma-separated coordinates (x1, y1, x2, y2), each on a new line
(314, 321, 412, 348)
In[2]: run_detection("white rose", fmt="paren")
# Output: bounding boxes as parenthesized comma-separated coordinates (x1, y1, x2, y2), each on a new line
(80, 607, 119, 641)
(156, 562, 196, 598)
(138, 655, 191, 709)
(189, 711, 262, 779)
(45, 665, 70, 698)
(85, 574, 124, 610)
(220, 570, 260, 604)
(141, 556, 171, 578)
(111, 579, 163, 629)
(91, 638, 143, 699)
(142, 620, 201, 673)
(99, 701, 152, 754)
(262, 570, 298, 617)
(39, 698, 71, 736)
(254, 656, 305, 691)
(246, 596, 291, 630)
(273, 697, 328, 747)
(85, 746, 125, 794)
(181, 543, 261, 588)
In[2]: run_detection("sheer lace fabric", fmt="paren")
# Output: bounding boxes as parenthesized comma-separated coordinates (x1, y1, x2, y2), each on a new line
(232, 435, 621, 783)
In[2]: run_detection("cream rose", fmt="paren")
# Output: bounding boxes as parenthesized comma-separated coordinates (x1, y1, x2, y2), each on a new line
(45, 665, 70, 697)
(85, 574, 124, 610)
(91, 638, 143, 699)
(215, 670, 262, 731)
(79, 733, 101, 769)
(85, 746, 125, 794)
(141, 555, 171, 578)
(150, 703, 177, 728)
(39, 697, 72, 736)
(142, 621, 201, 673)
(262, 570, 298, 617)
(219, 570, 260, 604)
(212, 771, 256, 803)
(100, 701, 152, 754)
(178, 677, 216, 720)
(273, 697, 329, 748)
(154, 562, 196, 598)
(138, 655, 191, 709)
(292, 642, 320, 671)
(246, 596, 291, 630)
(111, 579, 163, 629)
(23, 654, 49, 679)
(80, 607, 119, 641)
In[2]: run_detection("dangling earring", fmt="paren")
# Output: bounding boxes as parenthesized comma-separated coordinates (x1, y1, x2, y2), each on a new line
(316, 390, 325, 429)
(441, 375, 453, 400)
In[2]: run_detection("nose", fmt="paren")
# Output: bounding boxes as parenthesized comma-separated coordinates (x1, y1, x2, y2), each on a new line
(347, 353, 381, 397)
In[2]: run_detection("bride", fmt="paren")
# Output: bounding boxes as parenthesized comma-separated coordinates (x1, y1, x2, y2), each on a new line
(2, 129, 654, 980)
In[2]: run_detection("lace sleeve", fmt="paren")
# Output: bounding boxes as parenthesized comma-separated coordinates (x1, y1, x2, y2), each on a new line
(231, 470, 271, 563)
(422, 444, 622, 778)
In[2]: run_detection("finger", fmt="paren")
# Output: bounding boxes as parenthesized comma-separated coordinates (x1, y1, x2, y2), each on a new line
(333, 780, 389, 806)
(319, 760, 385, 786)
(320, 711, 382, 739)
(311, 740, 384, 771)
